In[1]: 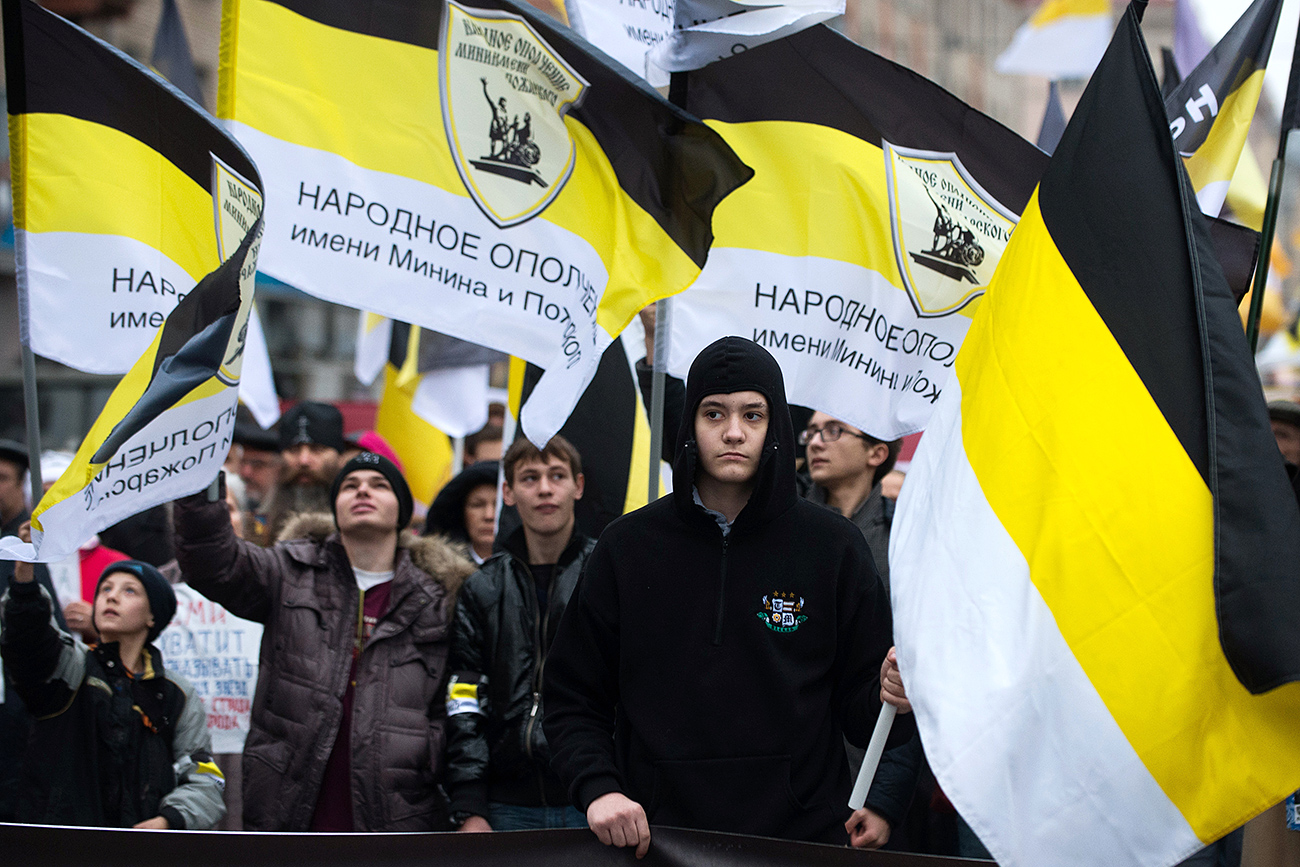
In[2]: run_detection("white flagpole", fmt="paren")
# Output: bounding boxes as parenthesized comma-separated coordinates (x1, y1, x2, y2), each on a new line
(848, 704, 897, 810)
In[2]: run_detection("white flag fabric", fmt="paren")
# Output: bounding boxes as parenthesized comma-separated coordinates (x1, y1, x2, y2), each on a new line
(0, 0, 265, 564)
(647, 0, 843, 74)
(410, 364, 492, 437)
(995, 0, 1111, 79)
(354, 312, 394, 387)
(238, 305, 281, 429)
(564, 0, 672, 84)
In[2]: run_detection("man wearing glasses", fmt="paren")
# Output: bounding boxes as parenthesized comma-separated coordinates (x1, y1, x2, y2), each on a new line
(799, 415, 900, 592)
(800, 414, 913, 851)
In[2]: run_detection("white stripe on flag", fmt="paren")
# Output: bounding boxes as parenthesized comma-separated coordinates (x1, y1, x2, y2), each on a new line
(238, 305, 281, 429)
(889, 377, 1203, 867)
(995, 15, 1111, 79)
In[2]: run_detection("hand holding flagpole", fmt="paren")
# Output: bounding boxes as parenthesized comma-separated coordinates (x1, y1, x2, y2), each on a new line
(849, 647, 910, 810)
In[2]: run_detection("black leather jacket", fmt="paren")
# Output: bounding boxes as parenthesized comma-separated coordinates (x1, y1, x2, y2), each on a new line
(443, 526, 595, 819)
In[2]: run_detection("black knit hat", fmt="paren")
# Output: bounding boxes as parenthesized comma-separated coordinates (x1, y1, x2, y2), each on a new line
(330, 451, 414, 531)
(0, 439, 29, 471)
(279, 402, 347, 453)
(93, 560, 177, 643)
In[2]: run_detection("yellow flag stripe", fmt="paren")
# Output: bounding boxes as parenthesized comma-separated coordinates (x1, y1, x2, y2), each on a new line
(707, 119, 901, 284)
(959, 191, 1300, 842)
(16, 113, 218, 282)
(1182, 70, 1265, 193)
(622, 365, 662, 514)
(376, 367, 453, 507)
(395, 328, 422, 391)
(1030, 0, 1109, 27)
(32, 330, 227, 530)
(703, 119, 980, 321)
(222, 0, 699, 337)
(506, 356, 527, 419)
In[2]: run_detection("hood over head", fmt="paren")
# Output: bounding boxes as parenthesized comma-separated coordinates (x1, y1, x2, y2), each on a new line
(671, 336, 797, 532)
(423, 460, 500, 541)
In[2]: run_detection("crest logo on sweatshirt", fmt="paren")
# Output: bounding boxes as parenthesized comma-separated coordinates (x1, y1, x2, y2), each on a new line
(758, 592, 807, 633)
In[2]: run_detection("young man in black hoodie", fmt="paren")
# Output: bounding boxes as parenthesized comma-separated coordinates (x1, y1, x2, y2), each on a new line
(544, 336, 912, 855)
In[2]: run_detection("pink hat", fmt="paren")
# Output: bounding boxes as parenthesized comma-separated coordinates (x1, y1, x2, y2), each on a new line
(355, 431, 403, 473)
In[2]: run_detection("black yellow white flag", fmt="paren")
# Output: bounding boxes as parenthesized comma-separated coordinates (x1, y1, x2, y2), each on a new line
(0, 0, 264, 563)
(1165, 0, 1283, 219)
(666, 25, 1046, 439)
(218, 0, 750, 446)
(891, 5, 1300, 865)
(6, 0, 261, 377)
(995, 0, 1112, 79)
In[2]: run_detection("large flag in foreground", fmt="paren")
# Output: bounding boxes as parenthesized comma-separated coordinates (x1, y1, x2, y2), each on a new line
(218, 0, 751, 445)
(0, 0, 265, 563)
(1166, 0, 1283, 220)
(891, 5, 1300, 866)
(667, 25, 1046, 438)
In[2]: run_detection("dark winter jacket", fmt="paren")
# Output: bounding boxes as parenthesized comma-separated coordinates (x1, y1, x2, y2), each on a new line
(444, 526, 596, 819)
(173, 493, 475, 831)
(545, 336, 911, 845)
(0, 580, 223, 829)
(0, 508, 67, 822)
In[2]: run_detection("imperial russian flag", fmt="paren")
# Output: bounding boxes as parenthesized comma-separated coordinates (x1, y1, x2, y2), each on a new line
(891, 4, 1300, 866)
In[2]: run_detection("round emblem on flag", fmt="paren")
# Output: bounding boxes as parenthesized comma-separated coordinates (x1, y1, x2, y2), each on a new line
(439, 0, 589, 228)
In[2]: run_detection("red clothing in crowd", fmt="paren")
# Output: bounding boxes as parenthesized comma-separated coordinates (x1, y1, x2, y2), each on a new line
(78, 541, 130, 602)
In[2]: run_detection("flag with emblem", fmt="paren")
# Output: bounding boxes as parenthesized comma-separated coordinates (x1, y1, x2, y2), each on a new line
(0, 0, 265, 564)
(890, 5, 1300, 867)
(666, 24, 1047, 439)
(1164, 0, 1283, 222)
(5, 0, 261, 376)
(217, 0, 751, 446)
(996, 0, 1112, 79)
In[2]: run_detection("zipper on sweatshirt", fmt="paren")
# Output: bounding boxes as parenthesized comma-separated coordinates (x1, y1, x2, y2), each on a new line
(713, 535, 729, 646)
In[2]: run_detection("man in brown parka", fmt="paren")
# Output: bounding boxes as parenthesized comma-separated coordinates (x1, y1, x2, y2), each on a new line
(173, 452, 473, 831)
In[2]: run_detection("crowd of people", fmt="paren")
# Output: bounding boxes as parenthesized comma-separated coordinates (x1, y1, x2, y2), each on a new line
(2, 334, 1294, 862)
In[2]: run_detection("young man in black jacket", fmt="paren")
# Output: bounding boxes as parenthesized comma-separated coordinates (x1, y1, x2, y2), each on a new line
(445, 435, 596, 831)
(544, 336, 912, 855)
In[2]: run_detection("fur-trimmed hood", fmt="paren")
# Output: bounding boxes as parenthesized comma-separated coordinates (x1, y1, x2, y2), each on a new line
(277, 512, 474, 598)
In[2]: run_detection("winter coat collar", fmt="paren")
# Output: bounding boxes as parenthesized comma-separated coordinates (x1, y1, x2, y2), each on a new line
(275, 512, 473, 600)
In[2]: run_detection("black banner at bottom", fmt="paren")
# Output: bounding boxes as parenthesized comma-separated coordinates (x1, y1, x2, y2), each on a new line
(0, 823, 990, 866)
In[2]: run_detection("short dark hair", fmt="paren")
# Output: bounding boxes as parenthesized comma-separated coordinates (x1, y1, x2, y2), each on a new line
(861, 434, 903, 488)
(464, 423, 504, 460)
(503, 434, 582, 485)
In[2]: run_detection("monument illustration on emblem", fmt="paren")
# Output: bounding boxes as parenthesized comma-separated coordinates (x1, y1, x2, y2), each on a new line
(909, 186, 984, 285)
(471, 78, 547, 187)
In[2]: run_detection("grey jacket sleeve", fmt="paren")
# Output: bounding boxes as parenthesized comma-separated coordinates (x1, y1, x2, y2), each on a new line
(158, 672, 226, 830)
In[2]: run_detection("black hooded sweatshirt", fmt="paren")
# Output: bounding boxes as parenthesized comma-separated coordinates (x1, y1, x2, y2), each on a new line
(543, 337, 909, 845)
